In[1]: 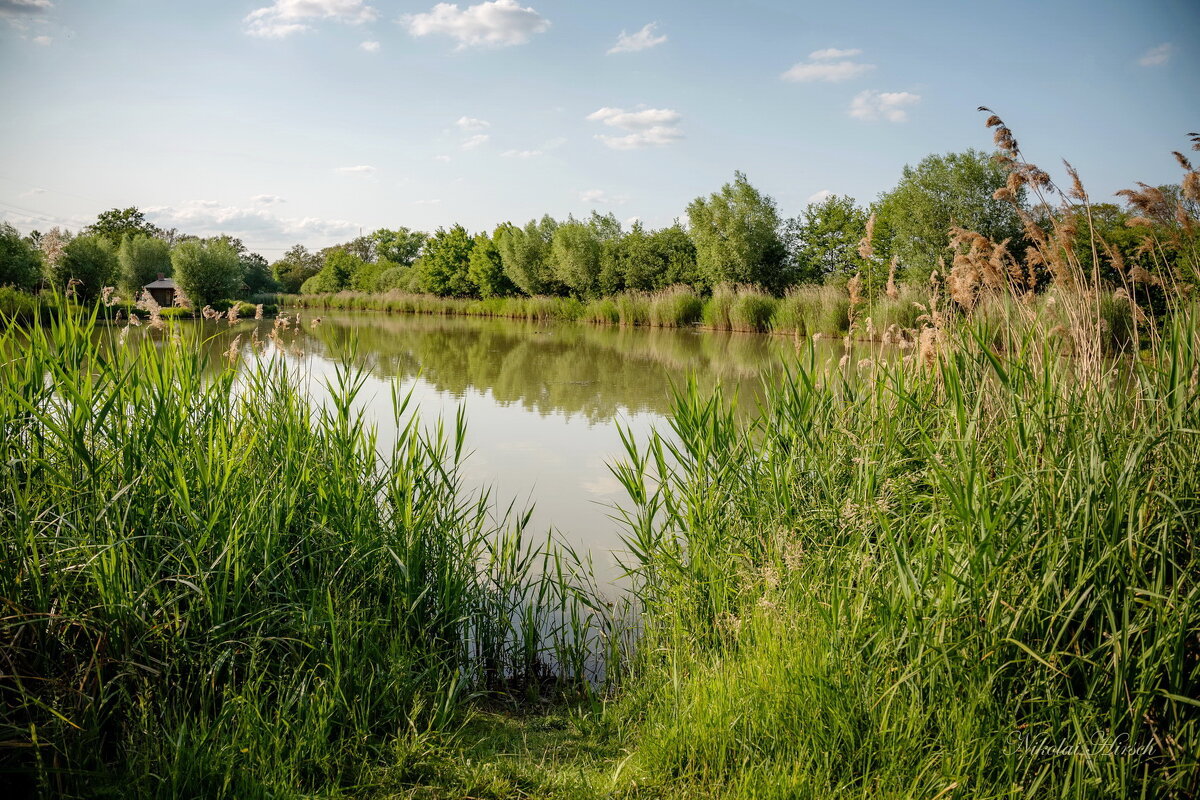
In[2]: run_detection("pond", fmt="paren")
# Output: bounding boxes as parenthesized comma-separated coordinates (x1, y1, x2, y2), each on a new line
(187, 311, 853, 588)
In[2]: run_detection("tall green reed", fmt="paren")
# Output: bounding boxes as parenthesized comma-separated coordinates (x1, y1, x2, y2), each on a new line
(0, 300, 604, 798)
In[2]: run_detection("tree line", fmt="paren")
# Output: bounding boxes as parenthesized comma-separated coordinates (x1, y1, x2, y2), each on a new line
(2, 148, 1193, 307)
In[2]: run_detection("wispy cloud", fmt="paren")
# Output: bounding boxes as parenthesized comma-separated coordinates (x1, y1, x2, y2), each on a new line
(502, 149, 542, 158)
(607, 22, 666, 54)
(359, 40, 380, 52)
(1138, 43, 1172, 67)
(146, 201, 359, 244)
(461, 133, 489, 149)
(433, 154, 452, 162)
(848, 90, 920, 122)
(245, 0, 377, 39)
(252, 194, 286, 205)
(782, 47, 873, 82)
(806, 189, 834, 204)
(587, 106, 684, 149)
(455, 115, 490, 130)
(404, 0, 549, 49)
(808, 47, 861, 60)
(335, 164, 377, 176)
(579, 189, 627, 205)
(0, 0, 53, 18)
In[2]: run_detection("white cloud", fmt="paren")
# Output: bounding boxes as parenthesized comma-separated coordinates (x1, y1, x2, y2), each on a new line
(587, 106, 683, 149)
(145, 202, 359, 243)
(580, 189, 608, 204)
(782, 59, 873, 82)
(360, 40, 380, 51)
(587, 107, 680, 130)
(433, 154, 452, 162)
(1138, 43, 1172, 67)
(808, 47, 861, 60)
(807, 189, 834, 204)
(32, 34, 51, 44)
(19, 187, 45, 198)
(244, 0, 377, 38)
(848, 90, 920, 122)
(455, 115, 490, 130)
(252, 194, 286, 205)
(461, 133, 489, 149)
(405, 0, 549, 49)
(502, 148, 542, 158)
(607, 22, 666, 54)
(335, 164, 377, 175)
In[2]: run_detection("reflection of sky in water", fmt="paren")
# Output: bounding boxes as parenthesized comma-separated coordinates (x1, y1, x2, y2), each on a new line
(184, 312, 853, 589)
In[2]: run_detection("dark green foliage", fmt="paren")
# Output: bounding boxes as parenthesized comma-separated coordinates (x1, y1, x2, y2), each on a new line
(495, 217, 558, 296)
(875, 149, 1024, 281)
(47, 234, 116, 301)
(784, 194, 868, 282)
(686, 171, 789, 292)
(86, 206, 159, 247)
(414, 224, 477, 297)
(372, 227, 427, 266)
(171, 238, 243, 307)
(116, 233, 172, 296)
(468, 232, 516, 298)
(0, 222, 42, 291)
(302, 249, 366, 294)
(240, 251, 279, 295)
(271, 244, 323, 294)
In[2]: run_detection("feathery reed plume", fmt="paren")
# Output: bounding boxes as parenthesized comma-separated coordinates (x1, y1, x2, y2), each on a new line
(254, 303, 264, 320)
(66, 277, 82, 300)
(310, 317, 322, 330)
(101, 286, 117, 306)
(226, 304, 239, 325)
(224, 335, 241, 362)
(857, 213, 876, 261)
(886, 256, 899, 300)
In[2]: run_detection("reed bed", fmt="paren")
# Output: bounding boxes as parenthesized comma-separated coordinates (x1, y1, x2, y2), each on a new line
(0, 302, 606, 798)
(610, 314, 1200, 798)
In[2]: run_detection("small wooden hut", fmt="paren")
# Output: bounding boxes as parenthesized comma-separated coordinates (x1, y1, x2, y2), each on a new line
(143, 275, 178, 308)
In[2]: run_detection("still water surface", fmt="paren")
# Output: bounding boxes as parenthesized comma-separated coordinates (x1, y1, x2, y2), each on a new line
(199, 312, 851, 586)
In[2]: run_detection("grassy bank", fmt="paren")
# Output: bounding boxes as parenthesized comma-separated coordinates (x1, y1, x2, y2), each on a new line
(0, 303, 608, 798)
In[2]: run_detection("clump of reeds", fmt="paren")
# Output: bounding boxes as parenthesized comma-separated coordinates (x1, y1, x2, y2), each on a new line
(0, 298, 608, 797)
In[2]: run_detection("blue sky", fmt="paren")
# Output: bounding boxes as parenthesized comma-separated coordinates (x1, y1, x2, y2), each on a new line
(1, 0, 1197, 256)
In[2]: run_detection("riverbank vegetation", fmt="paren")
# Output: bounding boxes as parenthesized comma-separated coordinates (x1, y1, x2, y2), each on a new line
(2, 118, 1199, 798)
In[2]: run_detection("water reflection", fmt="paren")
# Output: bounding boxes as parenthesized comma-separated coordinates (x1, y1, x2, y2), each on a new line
(172, 312, 852, 586)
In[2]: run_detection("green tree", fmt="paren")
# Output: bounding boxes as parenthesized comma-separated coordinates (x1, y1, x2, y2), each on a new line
(468, 232, 516, 298)
(302, 249, 366, 294)
(0, 222, 42, 291)
(117, 233, 172, 296)
(47, 235, 117, 302)
(874, 149, 1024, 281)
(784, 194, 869, 282)
(495, 216, 558, 295)
(171, 238, 243, 307)
(413, 225, 476, 297)
(240, 252, 279, 294)
(87, 207, 159, 247)
(371, 227, 427, 266)
(271, 245, 323, 293)
(686, 172, 788, 292)
(551, 220, 602, 297)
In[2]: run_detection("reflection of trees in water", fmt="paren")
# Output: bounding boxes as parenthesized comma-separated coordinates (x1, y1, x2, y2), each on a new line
(175, 314, 849, 421)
